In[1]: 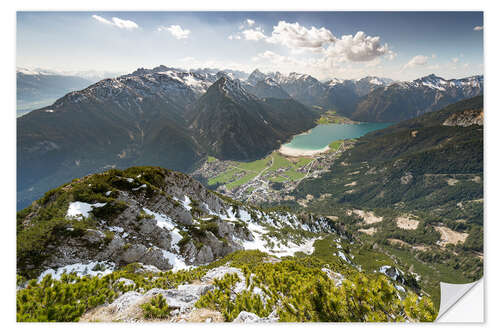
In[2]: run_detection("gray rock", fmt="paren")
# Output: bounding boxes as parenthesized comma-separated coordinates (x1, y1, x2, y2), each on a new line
(138, 218, 157, 235)
(110, 291, 143, 313)
(182, 241, 197, 264)
(232, 311, 261, 323)
(82, 229, 105, 244)
(115, 277, 136, 288)
(120, 244, 172, 270)
(400, 172, 413, 185)
(196, 245, 214, 264)
(145, 284, 214, 311)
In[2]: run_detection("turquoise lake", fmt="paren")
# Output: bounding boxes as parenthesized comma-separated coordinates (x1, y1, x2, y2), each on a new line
(283, 123, 393, 151)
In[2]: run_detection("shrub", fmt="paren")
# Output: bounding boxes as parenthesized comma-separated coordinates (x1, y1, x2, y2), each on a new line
(141, 295, 171, 319)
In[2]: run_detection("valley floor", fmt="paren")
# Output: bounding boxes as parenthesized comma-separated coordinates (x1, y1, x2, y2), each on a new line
(191, 139, 353, 205)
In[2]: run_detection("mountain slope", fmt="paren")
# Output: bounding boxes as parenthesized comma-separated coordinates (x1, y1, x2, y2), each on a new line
(244, 77, 291, 99)
(294, 96, 483, 212)
(188, 77, 318, 160)
(17, 66, 218, 209)
(352, 74, 483, 122)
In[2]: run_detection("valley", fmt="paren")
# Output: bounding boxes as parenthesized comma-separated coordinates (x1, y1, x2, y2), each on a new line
(192, 140, 351, 205)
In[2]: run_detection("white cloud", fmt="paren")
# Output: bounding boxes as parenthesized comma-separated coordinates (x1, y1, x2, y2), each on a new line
(242, 27, 267, 41)
(246, 19, 255, 27)
(403, 55, 429, 70)
(473, 26, 483, 31)
(386, 50, 397, 61)
(92, 15, 111, 25)
(266, 21, 335, 49)
(231, 21, 391, 64)
(324, 31, 389, 62)
(111, 17, 139, 30)
(92, 15, 138, 30)
(158, 25, 190, 39)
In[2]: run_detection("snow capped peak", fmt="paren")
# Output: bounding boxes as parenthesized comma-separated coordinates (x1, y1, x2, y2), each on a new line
(247, 68, 268, 85)
(263, 77, 280, 87)
(325, 78, 344, 86)
(214, 76, 253, 103)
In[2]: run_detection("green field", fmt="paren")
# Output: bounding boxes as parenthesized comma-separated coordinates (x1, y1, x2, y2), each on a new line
(270, 176, 288, 183)
(329, 140, 343, 151)
(236, 155, 272, 172)
(315, 110, 356, 125)
(207, 151, 314, 190)
(207, 168, 241, 186)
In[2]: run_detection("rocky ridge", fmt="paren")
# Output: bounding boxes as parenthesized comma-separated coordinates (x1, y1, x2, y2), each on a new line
(17, 166, 337, 279)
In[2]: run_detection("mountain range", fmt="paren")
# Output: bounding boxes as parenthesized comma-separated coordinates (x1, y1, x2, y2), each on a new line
(17, 66, 318, 209)
(17, 65, 483, 210)
(245, 69, 483, 122)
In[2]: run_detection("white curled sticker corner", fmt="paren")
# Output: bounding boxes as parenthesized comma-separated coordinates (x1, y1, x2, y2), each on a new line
(436, 278, 484, 322)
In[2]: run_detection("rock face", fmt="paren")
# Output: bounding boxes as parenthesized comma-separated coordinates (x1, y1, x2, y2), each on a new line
(443, 109, 483, 127)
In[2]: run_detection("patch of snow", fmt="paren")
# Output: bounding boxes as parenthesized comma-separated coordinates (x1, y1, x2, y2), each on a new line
(337, 251, 350, 262)
(240, 220, 319, 257)
(38, 261, 115, 282)
(125, 178, 134, 183)
(143, 208, 183, 250)
(132, 184, 147, 191)
(66, 201, 107, 220)
(181, 195, 192, 211)
(108, 226, 124, 233)
(395, 284, 406, 293)
(271, 238, 318, 257)
(105, 191, 112, 196)
(421, 82, 446, 91)
(161, 250, 191, 272)
(239, 208, 252, 223)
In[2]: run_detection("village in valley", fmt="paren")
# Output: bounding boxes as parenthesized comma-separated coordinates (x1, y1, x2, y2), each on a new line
(191, 139, 355, 205)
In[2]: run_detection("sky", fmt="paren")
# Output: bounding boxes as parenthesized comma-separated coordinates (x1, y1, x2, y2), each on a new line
(16, 11, 484, 81)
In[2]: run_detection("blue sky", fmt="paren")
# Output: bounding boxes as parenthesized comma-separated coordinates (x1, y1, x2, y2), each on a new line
(16, 11, 483, 81)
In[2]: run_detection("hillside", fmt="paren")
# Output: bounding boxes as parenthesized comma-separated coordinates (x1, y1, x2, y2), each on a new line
(17, 69, 207, 210)
(289, 96, 483, 287)
(16, 166, 436, 322)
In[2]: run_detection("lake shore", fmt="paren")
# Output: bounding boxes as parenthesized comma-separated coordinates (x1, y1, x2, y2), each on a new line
(278, 145, 330, 157)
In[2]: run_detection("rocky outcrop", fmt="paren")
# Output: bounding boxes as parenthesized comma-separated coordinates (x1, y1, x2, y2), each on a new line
(79, 266, 250, 322)
(443, 109, 483, 127)
(232, 311, 279, 323)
